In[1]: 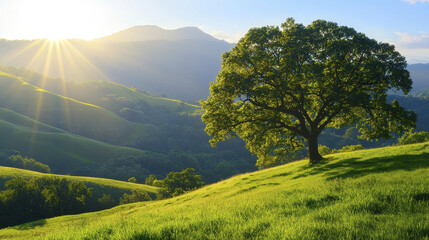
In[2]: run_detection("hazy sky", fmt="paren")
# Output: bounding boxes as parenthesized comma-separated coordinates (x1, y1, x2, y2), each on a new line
(0, 0, 428, 63)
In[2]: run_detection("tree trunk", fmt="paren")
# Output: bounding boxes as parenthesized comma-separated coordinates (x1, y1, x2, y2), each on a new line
(308, 135, 323, 164)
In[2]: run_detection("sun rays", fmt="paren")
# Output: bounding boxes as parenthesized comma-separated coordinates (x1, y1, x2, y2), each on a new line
(2, 38, 111, 149)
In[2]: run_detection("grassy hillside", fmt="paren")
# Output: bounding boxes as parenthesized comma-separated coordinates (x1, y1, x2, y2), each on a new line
(1, 142, 428, 239)
(0, 166, 159, 207)
(0, 66, 200, 113)
(0, 72, 149, 146)
(0, 107, 150, 173)
(65, 81, 200, 113)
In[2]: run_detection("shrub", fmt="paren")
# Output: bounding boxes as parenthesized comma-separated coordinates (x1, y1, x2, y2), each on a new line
(128, 177, 137, 183)
(398, 131, 429, 145)
(336, 145, 365, 153)
(162, 168, 205, 197)
(318, 145, 332, 156)
(97, 194, 115, 209)
(145, 174, 157, 185)
(156, 188, 170, 200)
(2, 155, 50, 173)
(119, 190, 152, 204)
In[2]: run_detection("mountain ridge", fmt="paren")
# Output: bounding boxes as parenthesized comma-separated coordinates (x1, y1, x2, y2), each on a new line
(96, 25, 221, 43)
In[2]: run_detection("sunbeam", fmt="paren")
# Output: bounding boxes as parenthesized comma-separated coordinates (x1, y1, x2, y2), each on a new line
(62, 40, 111, 82)
(53, 40, 72, 132)
(5, 38, 113, 151)
(3, 39, 46, 64)
(29, 41, 55, 149)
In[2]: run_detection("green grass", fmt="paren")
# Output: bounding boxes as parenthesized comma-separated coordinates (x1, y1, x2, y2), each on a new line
(1, 142, 428, 239)
(0, 166, 159, 206)
(0, 107, 149, 172)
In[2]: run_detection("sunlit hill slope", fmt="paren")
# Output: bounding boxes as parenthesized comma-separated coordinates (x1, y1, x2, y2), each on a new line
(1, 142, 428, 239)
(0, 107, 149, 172)
(0, 70, 193, 173)
(0, 72, 150, 146)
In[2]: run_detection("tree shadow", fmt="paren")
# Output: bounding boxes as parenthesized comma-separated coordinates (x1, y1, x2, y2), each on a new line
(12, 219, 47, 230)
(292, 151, 429, 181)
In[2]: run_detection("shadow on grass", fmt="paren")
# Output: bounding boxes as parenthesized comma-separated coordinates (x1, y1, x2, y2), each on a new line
(293, 152, 429, 181)
(13, 219, 47, 230)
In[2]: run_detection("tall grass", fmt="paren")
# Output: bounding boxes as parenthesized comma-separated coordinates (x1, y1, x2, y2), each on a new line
(1, 142, 428, 239)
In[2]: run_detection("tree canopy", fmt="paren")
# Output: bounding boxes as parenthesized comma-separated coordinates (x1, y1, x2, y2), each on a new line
(201, 18, 417, 164)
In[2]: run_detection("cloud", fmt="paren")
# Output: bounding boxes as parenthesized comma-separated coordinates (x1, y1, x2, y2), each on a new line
(402, 0, 429, 4)
(395, 47, 429, 63)
(211, 31, 244, 43)
(393, 32, 429, 48)
(387, 32, 429, 63)
(395, 32, 426, 43)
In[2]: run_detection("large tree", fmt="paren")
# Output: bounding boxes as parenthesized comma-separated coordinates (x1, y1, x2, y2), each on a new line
(201, 18, 417, 165)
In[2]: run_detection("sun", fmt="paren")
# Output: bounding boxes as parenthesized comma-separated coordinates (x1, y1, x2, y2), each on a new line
(18, 0, 108, 40)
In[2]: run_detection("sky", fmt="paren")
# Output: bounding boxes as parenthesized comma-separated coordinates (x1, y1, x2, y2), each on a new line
(0, 0, 428, 63)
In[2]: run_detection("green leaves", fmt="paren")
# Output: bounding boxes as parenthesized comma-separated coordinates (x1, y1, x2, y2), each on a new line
(202, 18, 416, 165)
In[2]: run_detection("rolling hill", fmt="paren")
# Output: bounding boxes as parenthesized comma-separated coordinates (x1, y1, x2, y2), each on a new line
(0, 142, 428, 239)
(0, 107, 155, 174)
(0, 71, 150, 146)
(0, 68, 257, 183)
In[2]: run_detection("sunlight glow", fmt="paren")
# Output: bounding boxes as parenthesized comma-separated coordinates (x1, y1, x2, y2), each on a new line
(19, 0, 108, 40)
(3, 38, 112, 143)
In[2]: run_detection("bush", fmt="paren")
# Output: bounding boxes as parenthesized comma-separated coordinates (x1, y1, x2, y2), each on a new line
(119, 190, 152, 204)
(145, 174, 157, 185)
(156, 188, 170, 200)
(332, 145, 365, 153)
(128, 177, 137, 183)
(1, 154, 50, 173)
(398, 131, 429, 145)
(151, 168, 205, 199)
(97, 194, 115, 209)
(318, 145, 332, 156)
(162, 168, 205, 197)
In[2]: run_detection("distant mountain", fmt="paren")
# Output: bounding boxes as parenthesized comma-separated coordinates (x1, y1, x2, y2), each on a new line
(97, 25, 219, 42)
(408, 63, 429, 92)
(0, 26, 234, 101)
